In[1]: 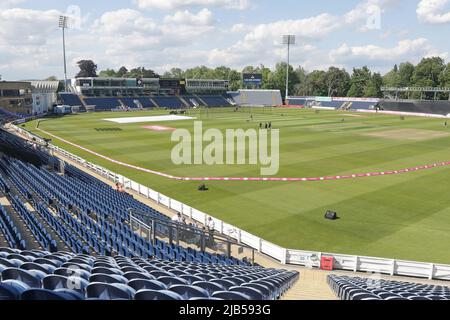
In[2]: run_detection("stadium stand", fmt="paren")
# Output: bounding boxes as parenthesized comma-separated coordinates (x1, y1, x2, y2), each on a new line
(197, 95, 232, 107)
(380, 100, 450, 116)
(0, 129, 299, 300)
(83, 98, 121, 111)
(119, 98, 155, 109)
(328, 275, 450, 300)
(0, 108, 25, 124)
(0, 247, 298, 300)
(59, 94, 85, 111)
(152, 96, 184, 109)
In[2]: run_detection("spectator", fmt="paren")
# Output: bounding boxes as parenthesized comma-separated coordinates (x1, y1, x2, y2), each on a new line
(172, 212, 181, 223)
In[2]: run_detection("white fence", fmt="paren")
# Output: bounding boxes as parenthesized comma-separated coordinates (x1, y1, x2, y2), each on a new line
(9, 124, 450, 281)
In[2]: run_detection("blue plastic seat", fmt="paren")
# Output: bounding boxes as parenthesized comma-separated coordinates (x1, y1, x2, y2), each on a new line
(21, 288, 80, 300)
(134, 289, 183, 301)
(230, 286, 264, 300)
(0, 280, 30, 300)
(43, 274, 89, 294)
(91, 267, 123, 276)
(20, 262, 56, 274)
(211, 291, 251, 300)
(86, 283, 135, 300)
(2, 268, 45, 288)
(169, 285, 210, 299)
(54, 267, 91, 280)
(128, 279, 167, 291)
(179, 275, 205, 285)
(211, 279, 236, 290)
(89, 273, 128, 284)
(123, 271, 155, 281)
(192, 281, 225, 296)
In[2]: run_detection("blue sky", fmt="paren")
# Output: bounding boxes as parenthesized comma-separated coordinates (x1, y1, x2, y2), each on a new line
(1, 0, 450, 80)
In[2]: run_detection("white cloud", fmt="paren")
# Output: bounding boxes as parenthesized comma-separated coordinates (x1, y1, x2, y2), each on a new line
(164, 8, 214, 26)
(329, 38, 447, 65)
(0, 0, 26, 8)
(135, 0, 250, 10)
(417, 0, 450, 24)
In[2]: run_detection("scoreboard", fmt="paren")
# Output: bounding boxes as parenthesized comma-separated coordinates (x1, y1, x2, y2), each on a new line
(243, 73, 263, 87)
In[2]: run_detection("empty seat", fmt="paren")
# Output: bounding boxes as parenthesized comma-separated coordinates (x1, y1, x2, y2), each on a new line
(169, 285, 209, 299)
(2, 268, 45, 288)
(230, 286, 264, 300)
(134, 289, 183, 301)
(43, 274, 89, 294)
(158, 276, 188, 287)
(0, 280, 30, 300)
(128, 279, 167, 291)
(21, 288, 81, 300)
(211, 291, 251, 300)
(192, 281, 226, 296)
(89, 273, 128, 284)
(86, 283, 135, 300)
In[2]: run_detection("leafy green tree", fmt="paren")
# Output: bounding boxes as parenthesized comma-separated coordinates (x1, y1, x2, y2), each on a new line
(364, 72, 383, 97)
(266, 62, 299, 98)
(347, 66, 372, 97)
(398, 62, 415, 87)
(99, 69, 118, 77)
(324, 67, 350, 97)
(75, 60, 98, 78)
(412, 57, 445, 87)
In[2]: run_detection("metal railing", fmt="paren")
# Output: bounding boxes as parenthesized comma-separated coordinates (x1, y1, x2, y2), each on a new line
(129, 208, 256, 264)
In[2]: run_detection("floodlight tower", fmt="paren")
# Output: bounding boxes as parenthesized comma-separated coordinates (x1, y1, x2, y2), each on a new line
(59, 15, 70, 92)
(282, 35, 296, 99)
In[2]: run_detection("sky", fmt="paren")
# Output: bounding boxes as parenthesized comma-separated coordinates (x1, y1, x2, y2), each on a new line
(1, 0, 450, 80)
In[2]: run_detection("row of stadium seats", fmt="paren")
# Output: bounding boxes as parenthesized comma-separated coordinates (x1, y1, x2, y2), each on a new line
(328, 275, 450, 300)
(60, 94, 233, 111)
(0, 153, 248, 266)
(0, 248, 298, 300)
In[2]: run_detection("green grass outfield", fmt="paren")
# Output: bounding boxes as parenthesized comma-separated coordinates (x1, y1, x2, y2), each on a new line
(22, 108, 450, 264)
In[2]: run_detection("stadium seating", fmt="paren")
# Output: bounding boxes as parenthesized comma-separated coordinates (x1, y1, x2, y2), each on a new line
(197, 95, 232, 107)
(119, 98, 155, 109)
(152, 96, 184, 109)
(328, 275, 450, 300)
(0, 149, 256, 266)
(0, 248, 298, 300)
(380, 100, 450, 116)
(83, 98, 121, 111)
(59, 94, 85, 111)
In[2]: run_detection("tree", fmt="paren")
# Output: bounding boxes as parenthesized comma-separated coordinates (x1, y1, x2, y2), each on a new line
(364, 72, 383, 97)
(383, 64, 401, 87)
(98, 69, 118, 77)
(347, 66, 372, 97)
(440, 63, 450, 99)
(76, 60, 98, 78)
(412, 57, 445, 87)
(398, 62, 415, 87)
(45, 76, 58, 81)
(266, 62, 299, 98)
(324, 67, 350, 97)
(117, 66, 129, 77)
(228, 70, 242, 91)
